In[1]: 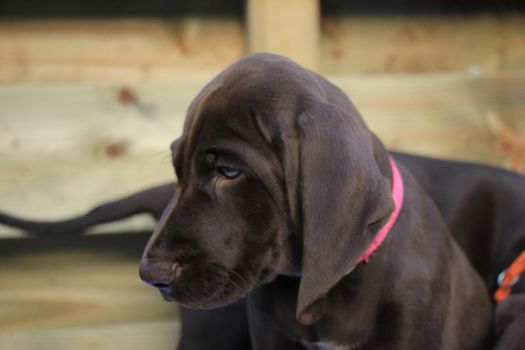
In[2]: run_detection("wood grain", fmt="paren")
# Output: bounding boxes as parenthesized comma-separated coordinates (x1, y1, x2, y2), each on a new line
(1, 16, 524, 83)
(0, 18, 245, 83)
(321, 15, 525, 74)
(247, 0, 320, 70)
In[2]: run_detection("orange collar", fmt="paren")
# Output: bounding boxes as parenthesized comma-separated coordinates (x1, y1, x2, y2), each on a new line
(494, 250, 525, 303)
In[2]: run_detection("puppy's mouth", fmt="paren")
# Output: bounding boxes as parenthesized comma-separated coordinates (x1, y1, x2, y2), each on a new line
(154, 262, 261, 309)
(141, 247, 282, 309)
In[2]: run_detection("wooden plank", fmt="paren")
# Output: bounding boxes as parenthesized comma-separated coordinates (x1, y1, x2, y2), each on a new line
(332, 73, 525, 164)
(1, 16, 525, 83)
(247, 0, 320, 70)
(1, 73, 524, 238)
(0, 83, 201, 237)
(0, 233, 180, 349)
(0, 18, 245, 83)
(321, 15, 525, 74)
(0, 321, 179, 350)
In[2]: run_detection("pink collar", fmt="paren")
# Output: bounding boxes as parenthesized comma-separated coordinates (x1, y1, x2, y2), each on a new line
(357, 156, 404, 264)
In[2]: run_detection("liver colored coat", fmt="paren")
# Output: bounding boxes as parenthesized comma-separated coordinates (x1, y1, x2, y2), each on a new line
(137, 53, 491, 349)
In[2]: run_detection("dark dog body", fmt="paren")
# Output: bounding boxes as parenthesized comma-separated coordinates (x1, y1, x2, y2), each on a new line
(394, 153, 525, 293)
(242, 160, 490, 349)
(2, 54, 525, 348)
(396, 153, 525, 350)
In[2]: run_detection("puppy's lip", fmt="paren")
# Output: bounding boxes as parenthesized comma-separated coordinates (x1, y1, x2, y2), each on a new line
(160, 289, 175, 302)
(159, 267, 232, 308)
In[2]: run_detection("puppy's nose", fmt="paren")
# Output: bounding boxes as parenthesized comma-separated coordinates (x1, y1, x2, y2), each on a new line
(151, 281, 170, 289)
(139, 260, 182, 290)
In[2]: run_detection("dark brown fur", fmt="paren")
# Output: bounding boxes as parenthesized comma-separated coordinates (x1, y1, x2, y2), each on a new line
(138, 53, 491, 349)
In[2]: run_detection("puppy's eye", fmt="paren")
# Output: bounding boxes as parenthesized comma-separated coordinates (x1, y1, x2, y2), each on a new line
(203, 153, 242, 179)
(215, 164, 241, 179)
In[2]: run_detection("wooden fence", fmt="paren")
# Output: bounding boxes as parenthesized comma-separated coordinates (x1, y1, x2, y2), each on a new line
(0, 6, 524, 348)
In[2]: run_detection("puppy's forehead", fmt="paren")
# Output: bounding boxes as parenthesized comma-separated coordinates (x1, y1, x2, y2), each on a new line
(190, 99, 273, 160)
(205, 66, 304, 115)
(187, 59, 312, 147)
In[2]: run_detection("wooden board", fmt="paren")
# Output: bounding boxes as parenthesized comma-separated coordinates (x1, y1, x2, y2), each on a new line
(333, 73, 525, 164)
(1, 73, 524, 239)
(1, 16, 525, 83)
(0, 82, 199, 236)
(0, 232, 180, 349)
(0, 18, 245, 83)
(321, 15, 525, 74)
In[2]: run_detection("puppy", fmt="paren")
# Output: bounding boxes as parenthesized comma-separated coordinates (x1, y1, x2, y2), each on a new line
(139, 53, 491, 349)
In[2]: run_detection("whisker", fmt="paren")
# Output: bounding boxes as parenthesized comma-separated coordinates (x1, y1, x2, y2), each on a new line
(228, 269, 247, 288)
(146, 151, 174, 165)
(226, 276, 240, 289)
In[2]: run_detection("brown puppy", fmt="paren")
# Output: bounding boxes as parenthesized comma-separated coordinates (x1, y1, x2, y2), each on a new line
(139, 53, 491, 349)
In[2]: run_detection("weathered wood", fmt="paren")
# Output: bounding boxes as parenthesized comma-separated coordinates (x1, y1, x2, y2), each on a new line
(247, 0, 320, 70)
(320, 15, 525, 74)
(0, 83, 198, 237)
(332, 74, 525, 164)
(1, 73, 524, 238)
(2, 16, 523, 82)
(0, 233, 180, 349)
(0, 18, 245, 83)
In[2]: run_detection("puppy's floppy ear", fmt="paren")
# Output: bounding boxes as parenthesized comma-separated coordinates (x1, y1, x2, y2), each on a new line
(294, 102, 394, 324)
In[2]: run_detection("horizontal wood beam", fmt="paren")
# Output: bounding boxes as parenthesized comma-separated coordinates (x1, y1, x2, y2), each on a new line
(1, 74, 524, 237)
(1, 16, 525, 83)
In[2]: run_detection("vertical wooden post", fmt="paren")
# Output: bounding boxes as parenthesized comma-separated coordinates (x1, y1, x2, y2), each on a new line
(247, 0, 320, 71)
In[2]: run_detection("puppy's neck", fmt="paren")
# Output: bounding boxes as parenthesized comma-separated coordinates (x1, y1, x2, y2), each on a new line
(371, 133, 393, 186)
(277, 233, 303, 277)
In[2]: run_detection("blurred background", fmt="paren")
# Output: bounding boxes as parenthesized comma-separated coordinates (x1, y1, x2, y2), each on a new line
(0, 0, 524, 349)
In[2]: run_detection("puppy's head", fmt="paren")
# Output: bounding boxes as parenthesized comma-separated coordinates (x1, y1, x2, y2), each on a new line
(140, 53, 394, 323)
